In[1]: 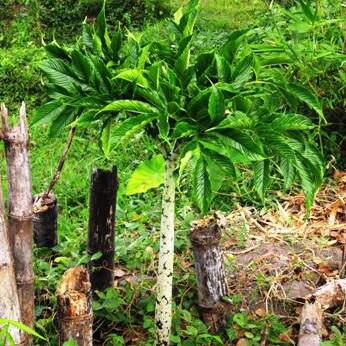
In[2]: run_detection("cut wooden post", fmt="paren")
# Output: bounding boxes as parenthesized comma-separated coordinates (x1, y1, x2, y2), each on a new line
(189, 215, 228, 332)
(1, 102, 34, 330)
(33, 192, 58, 248)
(0, 173, 27, 345)
(298, 302, 322, 346)
(57, 267, 93, 346)
(87, 167, 118, 292)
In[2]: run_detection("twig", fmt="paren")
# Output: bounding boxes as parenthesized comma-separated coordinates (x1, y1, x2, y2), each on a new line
(40, 126, 76, 202)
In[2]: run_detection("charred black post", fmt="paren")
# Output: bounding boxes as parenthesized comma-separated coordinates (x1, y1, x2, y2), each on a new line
(189, 215, 229, 332)
(33, 193, 58, 248)
(87, 167, 118, 292)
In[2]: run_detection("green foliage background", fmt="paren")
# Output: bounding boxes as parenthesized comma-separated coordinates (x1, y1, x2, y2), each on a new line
(0, 0, 345, 345)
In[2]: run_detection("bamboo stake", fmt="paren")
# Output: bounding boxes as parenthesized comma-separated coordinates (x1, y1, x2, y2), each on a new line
(87, 167, 118, 292)
(1, 102, 34, 331)
(57, 267, 93, 346)
(190, 215, 229, 332)
(0, 173, 26, 345)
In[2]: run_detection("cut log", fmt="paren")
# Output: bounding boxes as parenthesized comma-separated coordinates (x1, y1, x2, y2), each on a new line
(306, 279, 346, 309)
(57, 267, 93, 346)
(189, 215, 228, 332)
(87, 167, 118, 292)
(298, 302, 322, 346)
(1, 103, 34, 330)
(0, 173, 26, 345)
(33, 192, 58, 248)
(297, 279, 346, 345)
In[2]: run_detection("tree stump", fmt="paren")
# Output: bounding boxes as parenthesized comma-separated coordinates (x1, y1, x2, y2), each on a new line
(87, 167, 118, 292)
(57, 267, 93, 346)
(1, 103, 34, 331)
(189, 215, 229, 332)
(33, 192, 58, 248)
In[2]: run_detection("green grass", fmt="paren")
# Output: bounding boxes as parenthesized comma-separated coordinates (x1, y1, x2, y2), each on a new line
(168, 0, 266, 30)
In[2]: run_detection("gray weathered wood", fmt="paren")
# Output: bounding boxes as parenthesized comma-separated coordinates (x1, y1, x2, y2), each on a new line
(1, 102, 34, 331)
(190, 215, 228, 331)
(0, 171, 27, 345)
(57, 267, 93, 346)
(298, 302, 322, 346)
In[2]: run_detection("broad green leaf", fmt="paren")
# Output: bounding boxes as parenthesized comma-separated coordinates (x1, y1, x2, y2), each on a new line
(232, 54, 254, 88)
(253, 160, 270, 201)
(192, 157, 211, 214)
(211, 111, 253, 130)
(294, 154, 319, 210)
(172, 122, 197, 139)
(285, 83, 324, 120)
(40, 59, 80, 93)
(116, 69, 149, 88)
(203, 149, 236, 178)
(280, 158, 295, 190)
(215, 53, 231, 82)
(31, 101, 65, 126)
(270, 113, 314, 131)
(126, 155, 165, 195)
(208, 86, 225, 123)
(110, 113, 157, 148)
(98, 100, 158, 115)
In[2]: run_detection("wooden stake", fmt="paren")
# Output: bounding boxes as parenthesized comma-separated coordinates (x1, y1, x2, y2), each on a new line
(0, 173, 27, 345)
(298, 302, 322, 346)
(33, 192, 58, 248)
(87, 167, 118, 292)
(57, 267, 93, 346)
(189, 215, 228, 332)
(1, 102, 34, 330)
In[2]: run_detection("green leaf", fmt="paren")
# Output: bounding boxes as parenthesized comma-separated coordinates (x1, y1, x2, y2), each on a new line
(215, 53, 231, 82)
(232, 54, 254, 88)
(192, 157, 212, 214)
(253, 160, 270, 201)
(211, 111, 253, 130)
(208, 85, 225, 123)
(172, 122, 197, 139)
(280, 158, 295, 190)
(285, 83, 324, 120)
(40, 59, 80, 93)
(31, 101, 65, 126)
(270, 113, 314, 131)
(110, 113, 157, 148)
(0, 318, 46, 340)
(116, 69, 149, 88)
(126, 155, 165, 195)
(100, 121, 111, 157)
(204, 149, 236, 178)
(98, 100, 158, 115)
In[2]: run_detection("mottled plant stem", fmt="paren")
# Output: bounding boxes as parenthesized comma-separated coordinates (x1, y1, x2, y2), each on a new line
(155, 157, 176, 345)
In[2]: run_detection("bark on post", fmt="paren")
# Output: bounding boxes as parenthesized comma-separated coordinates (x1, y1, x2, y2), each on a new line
(1, 102, 34, 330)
(189, 215, 228, 332)
(0, 174, 26, 345)
(57, 267, 93, 346)
(33, 193, 58, 248)
(155, 157, 176, 346)
(298, 302, 322, 346)
(87, 167, 118, 292)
